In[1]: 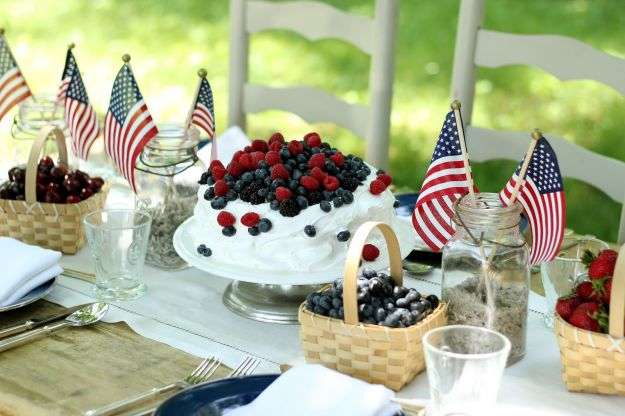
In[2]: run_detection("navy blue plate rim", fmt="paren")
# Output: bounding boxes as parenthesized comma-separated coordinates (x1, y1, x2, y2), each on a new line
(0, 277, 57, 312)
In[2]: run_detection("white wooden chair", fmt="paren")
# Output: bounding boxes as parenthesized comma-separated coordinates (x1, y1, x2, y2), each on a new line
(228, 0, 398, 168)
(451, 0, 625, 242)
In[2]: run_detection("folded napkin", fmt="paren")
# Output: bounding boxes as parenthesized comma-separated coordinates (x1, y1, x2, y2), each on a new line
(197, 125, 250, 166)
(226, 364, 401, 416)
(0, 237, 63, 306)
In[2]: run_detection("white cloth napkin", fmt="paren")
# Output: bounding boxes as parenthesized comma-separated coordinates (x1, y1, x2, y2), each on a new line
(197, 125, 251, 166)
(226, 364, 401, 416)
(0, 237, 63, 306)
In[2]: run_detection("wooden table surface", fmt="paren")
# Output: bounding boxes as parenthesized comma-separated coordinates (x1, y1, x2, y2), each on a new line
(0, 300, 231, 416)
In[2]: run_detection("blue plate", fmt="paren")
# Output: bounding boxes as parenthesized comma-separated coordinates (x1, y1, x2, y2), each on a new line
(395, 192, 418, 217)
(155, 375, 278, 416)
(0, 278, 56, 312)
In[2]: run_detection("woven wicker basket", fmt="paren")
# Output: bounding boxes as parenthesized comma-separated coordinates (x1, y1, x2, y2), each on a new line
(299, 221, 447, 391)
(0, 125, 109, 254)
(555, 244, 625, 395)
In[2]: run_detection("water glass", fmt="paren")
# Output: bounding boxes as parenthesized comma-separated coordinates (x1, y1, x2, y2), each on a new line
(423, 325, 511, 416)
(83, 209, 152, 301)
(540, 236, 608, 327)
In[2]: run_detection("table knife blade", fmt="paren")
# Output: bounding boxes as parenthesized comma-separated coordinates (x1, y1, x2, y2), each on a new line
(0, 303, 91, 339)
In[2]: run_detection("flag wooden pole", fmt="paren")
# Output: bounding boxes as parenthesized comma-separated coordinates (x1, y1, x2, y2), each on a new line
(451, 100, 475, 202)
(508, 129, 541, 204)
(185, 68, 206, 130)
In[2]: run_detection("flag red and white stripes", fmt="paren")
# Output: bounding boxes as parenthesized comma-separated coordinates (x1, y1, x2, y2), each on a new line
(0, 33, 32, 122)
(192, 102, 214, 138)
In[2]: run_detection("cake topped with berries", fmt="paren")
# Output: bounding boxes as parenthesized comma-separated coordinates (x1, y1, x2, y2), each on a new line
(192, 132, 413, 274)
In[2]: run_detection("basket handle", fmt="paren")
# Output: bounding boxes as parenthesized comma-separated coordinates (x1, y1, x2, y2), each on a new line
(24, 125, 69, 204)
(609, 244, 625, 337)
(343, 222, 403, 325)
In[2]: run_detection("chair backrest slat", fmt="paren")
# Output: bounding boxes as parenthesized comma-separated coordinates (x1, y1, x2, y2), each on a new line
(475, 30, 625, 97)
(245, 0, 374, 54)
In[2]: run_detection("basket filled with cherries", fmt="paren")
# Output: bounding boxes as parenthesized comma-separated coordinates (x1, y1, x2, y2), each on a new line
(0, 126, 108, 253)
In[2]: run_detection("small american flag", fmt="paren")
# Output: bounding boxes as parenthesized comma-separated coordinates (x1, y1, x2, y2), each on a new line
(0, 32, 31, 123)
(412, 111, 475, 251)
(190, 77, 215, 139)
(104, 61, 158, 192)
(59, 48, 100, 159)
(500, 136, 566, 265)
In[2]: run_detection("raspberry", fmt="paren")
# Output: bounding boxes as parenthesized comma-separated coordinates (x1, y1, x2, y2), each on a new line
(232, 150, 245, 162)
(251, 151, 265, 167)
(265, 151, 281, 166)
(251, 139, 268, 152)
(268, 132, 285, 145)
(241, 212, 261, 227)
(227, 161, 243, 177)
(378, 173, 392, 186)
(238, 153, 255, 170)
(217, 211, 236, 227)
(271, 164, 290, 180)
(310, 167, 327, 182)
(330, 152, 344, 167)
(275, 186, 293, 202)
(362, 244, 380, 261)
(369, 179, 386, 195)
(304, 132, 321, 148)
(288, 140, 304, 155)
(323, 176, 340, 191)
(209, 160, 225, 170)
(214, 180, 229, 196)
(212, 165, 226, 180)
(308, 153, 326, 170)
(300, 175, 320, 190)
(269, 141, 282, 152)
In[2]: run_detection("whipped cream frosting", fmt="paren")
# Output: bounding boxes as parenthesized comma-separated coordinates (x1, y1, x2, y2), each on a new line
(191, 170, 414, 274)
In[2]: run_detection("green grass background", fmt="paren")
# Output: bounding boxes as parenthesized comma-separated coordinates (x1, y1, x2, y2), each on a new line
(1, 0, 623, 241)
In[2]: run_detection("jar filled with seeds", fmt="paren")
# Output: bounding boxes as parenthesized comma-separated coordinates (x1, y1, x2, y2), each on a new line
(135, 123, 205, 270)
(441, 193, 529, 365)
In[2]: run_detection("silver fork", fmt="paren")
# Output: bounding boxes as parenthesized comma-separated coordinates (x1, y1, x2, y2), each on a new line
(84, 356, 220, 416)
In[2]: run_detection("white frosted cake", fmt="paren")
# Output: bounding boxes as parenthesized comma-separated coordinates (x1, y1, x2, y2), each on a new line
(191, 132, 412, 274)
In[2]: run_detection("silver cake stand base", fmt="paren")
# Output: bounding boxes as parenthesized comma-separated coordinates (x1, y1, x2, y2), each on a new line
(223, 281, 324, 324)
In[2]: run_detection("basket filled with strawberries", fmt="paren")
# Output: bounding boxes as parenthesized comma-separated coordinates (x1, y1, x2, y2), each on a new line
(554, 245, 625, 395)
(298, 221, 447, 391)
(0, 125, 108, 254)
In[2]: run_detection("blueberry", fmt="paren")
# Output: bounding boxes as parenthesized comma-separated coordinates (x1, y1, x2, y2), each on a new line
(383, 310, 402, 327)
(296, 186, 308, 196)
(267, 192, 275, 201)
(254, 168, 268, 179)
(337, 230, 351, 242)
(270, 200, 280, 210)
(421, 299, 432, 312)
(324, 160, 338, 174)
(204, 187, 215, 200)
(313, 305, 327, 316)
(211, 197, 227, 210)
(296, 196, 309, 209)
(222, 225, 236, 236)
(369, 278, 386, 296)
(393, 199, 400, 208)
(411, 301, 426, 313)
(271, 179, 285, 190)
(280, 149, 291, 159)
(342, 191, 353, 204)
(323, 190, 334, 200)
(206, 177, 215, 186)
(362, 269, 377, 279)
(257, 188, 268, 198)
(286, 159, 297, 168)
(332, 297, 342, 309)
(385, 302, 396, 312)
(320, 201, 332, 212)
(226, 190, 238, 201)
(224, 174, 234, 182)
(318, 294, 333, 310)
(197, 244, 207, 255)
(426, 294, 440, 310)
(396, 297, 409, 308)
(357, 290, 371, 304)
(258, 160, 269, 169)
(405, 289, 421, 303)
(241, 172, 253, 183)
(292, 169, 303, 181)
(199, 172, 209, 185)
(375, 307, 387, 322)
(370, 297, 382, 309)
(234, 182, 244, 192)
(264, 176, 273, 187)
(258, 218, 272, 233)
(311, 147, 321, 154)
(393, 286, 409, 299)
(288, 179, 299, 190)
(329, 309, 339, 319)
(332, 196, 343, 208)
(359, 304, 374, 319)
(304, 225, 316, 237)
(338, 306, 344, 319)
(248, 226, 260, 236)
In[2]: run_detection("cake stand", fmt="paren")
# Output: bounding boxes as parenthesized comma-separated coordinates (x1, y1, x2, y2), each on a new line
(173, 216, 415, 324)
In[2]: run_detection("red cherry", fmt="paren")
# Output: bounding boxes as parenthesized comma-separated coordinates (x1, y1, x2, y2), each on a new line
(80, 187, 93, 200)
(63, 177, 82, 193)
(50, 165, 69, 183)
(39, 156, 54, 169)
(47, 182, 62, 193)
(65, 195, 82, 204)
(44, 190, 62, 203)
(37, 171, 51, 186)
(86, 177, 104, 192)
(74, 169, 90, 185)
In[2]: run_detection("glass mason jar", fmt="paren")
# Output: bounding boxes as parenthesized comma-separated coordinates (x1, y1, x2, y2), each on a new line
(441, 193, 530, 365)
(135, 124, 205, 270)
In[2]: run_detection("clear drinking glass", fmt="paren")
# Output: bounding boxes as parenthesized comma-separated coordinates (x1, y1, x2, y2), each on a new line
(540, 236, 609, 327)
(423, 325, 511, 416)
(83, 209, 152, 301)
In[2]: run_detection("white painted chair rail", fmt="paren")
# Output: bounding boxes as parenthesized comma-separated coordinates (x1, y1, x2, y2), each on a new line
(228, 0, 397, 168)
(451, 0, 625, 242)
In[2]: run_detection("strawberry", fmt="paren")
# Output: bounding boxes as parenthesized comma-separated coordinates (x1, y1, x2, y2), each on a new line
(287, 140, 304, 155)
(270, 164, 290, 181)
(323, 176, 340, 191)
(568, 302, 608, 333)
(265, 151, 281, 166)
(241, 212, 261, 227)
(588, 255, 615, 280)
(555, 295, 581, 321)
(238, 153, 255, 170)
(308, 153, 326, 170)
(275, 186, 293, 202)
(598, 249, 618, 263)
(214, 180, 228, 197)
(216, 211, 236, 227)
(304, 132, 321, 148)
(300, 176, 320, 191)
(576, 279, 610, 302)
(251, 139, 268, 152)
(268, 132, 285, 145)
(575, 281, 595, 300)
(310, 167, 327, 182)
(227, 161, 243, 177)
(377, 173, 393, 186)
(362, 244, 380, 261)
(369, 179, 386, 195)
(330, 152, 344, 167)
(602, 278, 612, 304)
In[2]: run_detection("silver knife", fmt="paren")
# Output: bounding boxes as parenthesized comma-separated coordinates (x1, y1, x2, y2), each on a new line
(0, 303, 91, 339)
